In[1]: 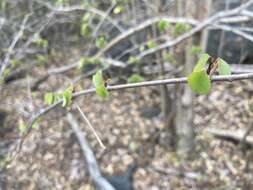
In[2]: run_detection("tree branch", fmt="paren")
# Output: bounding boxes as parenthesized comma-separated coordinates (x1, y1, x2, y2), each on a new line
(9, 72, 253, 156)
(67, 113, 115, 190)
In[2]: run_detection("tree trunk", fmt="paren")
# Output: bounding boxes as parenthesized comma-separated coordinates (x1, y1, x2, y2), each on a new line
(175, 0, 199, 159)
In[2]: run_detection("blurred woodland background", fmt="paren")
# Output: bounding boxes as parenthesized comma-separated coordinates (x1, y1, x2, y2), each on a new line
(1, 0, 253, 189)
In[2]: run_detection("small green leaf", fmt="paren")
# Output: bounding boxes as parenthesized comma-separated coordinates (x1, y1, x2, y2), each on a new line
(128, 56, 139, 64)
(96, 85, 109, 98)
(139, 45, 145, 52)
(62, 86, 73, 107)
(80, 23, 90, 37)
(44, 92, 54, 105)
(92, 70, 104, 87)
(82, 13, 91, 22)
(113, 5, 123, 14)
(193, 53, 210, 72)
(96, 36, 107, 49)
(173, 23, 191, 37)
(158, 20, 170, 32)
(127, 74, 145, 83)
(92, 70, 109, 98)
(147, 40, 157, 49)
(218, 58, 231, 75)
(32, 119, 40, 129)
(187, 70, 211, 94)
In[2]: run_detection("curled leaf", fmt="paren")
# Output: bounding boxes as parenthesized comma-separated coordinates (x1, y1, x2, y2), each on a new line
(193, 53, 210, 72)
(187, 70, 211, 95)
(218, 58, 231, 75)
(92, 70, 109, 98)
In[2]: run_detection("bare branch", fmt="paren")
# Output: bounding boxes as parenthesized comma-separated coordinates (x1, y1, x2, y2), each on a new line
(0, 14, 30, 79)
(136, 0, 253, 59)
(17, 71, 253, 149)
(67, 113, 115, 190)
(75, 103, 106, 149)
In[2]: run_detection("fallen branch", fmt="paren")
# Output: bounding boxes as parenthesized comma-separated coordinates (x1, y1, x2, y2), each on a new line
(67, 113, 115, 190)
(206, 128, 253, 147)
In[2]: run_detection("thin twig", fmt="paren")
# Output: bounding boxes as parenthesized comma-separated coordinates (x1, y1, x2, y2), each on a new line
(75, 103, 106, 149)
(0, 14, 30, 79)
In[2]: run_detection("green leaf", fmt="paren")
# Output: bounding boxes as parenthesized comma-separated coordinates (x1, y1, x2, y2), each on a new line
(92, 70, 109, 98)
(82, 13, 91, 22)
(139, 45, 145, 52)
(92, 70, 104, 87)
(32, 119, 40, 129)
(193, 53, 210, 72)
(96, 85, 109, 98)
(80, 23, 90, 37)
(147, 40, 157, 49)
(173, 23, 191, 37)
(218, 58, 231, 75)
(113, 5, 123, 14)
(96, 36, 107, 49)
(62, 86, 73, 107)
(128, 56, 139, 64)
(187, 70, 211, 95)
(127, 74, 145, 83)
(158, 20, 170, 32)
(44, 92, 54, 105)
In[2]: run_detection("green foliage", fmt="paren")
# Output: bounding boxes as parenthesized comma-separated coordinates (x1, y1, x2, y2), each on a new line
(81, 23, 90, 37)
(44, 92, 54, 105)
(193, 53, 210, 72)
(92, 70, 109, 98)
(61, 86, 73, 107)
(96, 36, 107, 49)
(127, 74, 145, 83)
(2, 68, 10, 79)
(10, 59, 21, 68)
(218, 58, 231, 75)
(113, 5, 124, 14)
(164, 53, 176, 65)
(44, 86, 74, 108)
(173, 23, 191, 37)
(147, 40, 157, 49)
(139, 45, 145, 52)
(188, 53, 211, 94)
(128, 56, 139, 64)
(187, 53, 231, 95)
(80, 13, 91, 37)
(34, 35, 48, 48)
(158, 20, 170, 32)
(189, 46, 203, 55)
(32, 119, 40, 129)
(77, 56, 101, 71)
(36, 55, 48, 65)
(187, 70, 211, 95)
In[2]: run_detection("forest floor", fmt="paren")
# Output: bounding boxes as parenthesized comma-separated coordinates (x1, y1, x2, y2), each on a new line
(1, 52, 253, 190)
